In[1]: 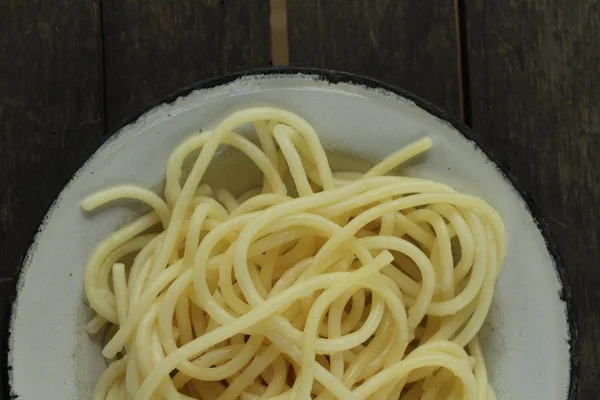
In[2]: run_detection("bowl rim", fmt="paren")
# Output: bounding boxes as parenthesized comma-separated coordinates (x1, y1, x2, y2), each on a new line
(0, 67, 580, 399)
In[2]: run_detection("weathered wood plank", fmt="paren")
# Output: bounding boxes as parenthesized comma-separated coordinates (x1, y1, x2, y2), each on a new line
(0, 0, 105, 279)
(102, 0, 272, 130)
(287, 0, 462, 118)
(465, 1, 600, 396)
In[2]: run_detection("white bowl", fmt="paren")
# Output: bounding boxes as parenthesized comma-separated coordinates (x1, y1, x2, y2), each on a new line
(2, 69, 578, 399)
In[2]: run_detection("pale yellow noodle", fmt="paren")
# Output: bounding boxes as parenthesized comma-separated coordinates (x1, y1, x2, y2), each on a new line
(83, 107, 505, 400)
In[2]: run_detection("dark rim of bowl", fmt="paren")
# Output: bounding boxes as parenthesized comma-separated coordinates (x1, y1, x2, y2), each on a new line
(1, 67, 579, 399)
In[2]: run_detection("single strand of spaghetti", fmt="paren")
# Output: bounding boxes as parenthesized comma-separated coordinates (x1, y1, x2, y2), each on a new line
(194, 183, 214, 198)
(217, 188, 239, 213)
(189, 301, 207, 338)
(407, 330, 476, 383)
(284, 127, 318, 165)
(427, 299, 478, 344)
(219, 254, 252, 315)
(112, 263, 128, 325)
(230, 193, 292, 217)
(380, 209, 396, 236)
(103, 260, 183, 358)
(259, 353, 288, 399)
(92, 356, 128, 400)
(132, 299, 181, 399)
(402, 382, 424, 400)
(424, 369, 456, 400)
(125, 356, 141, 398)
(133, 300, 160, 377)
(191, 381, 227, 400)
(217, 345, 281, 400)
(175, 296, 193, 345)
(468, 337, 490, 400)
(358, 322, 402, 381)
(95, 234, 153, 324)
(300, 156, 324, 188)
(84, 213, 159, 323)
(82, 185, 171, 228)
(275, 150, 288, 180)
(150, 326, 187, 399)
(258, 247, 279, 291)
(446, 380, 465, 400)
(334, 314, 395, 394)
(363, 137, 433, 178)
(453, 225, 497, 347)
(274, 236, 317, 270)
(127, 233, 162, 302)
(359, 235, 435, 327)
(170, 344, 247, 387)
(354, 353, 476, 400)
(393, 212, 435, 249)
(409, 341, 472, 362)
(183, 200, 229, 270)
(253, 120, 279, 164)
(104, 377, 121, 400)
(408, 208, 454, 299)
(327, 292, 346, 381)
(97, 235, 155, 302)
(264, 331, 355, 400)
(340, 289, 366, 334)
(237, 187, 262, 205)
(429, 204, 475, 282)
(135, 273, 362, 400)
(273, 124, 314, 196)
(164, 130, 210, 205)
(85, 314, 107, 334)
(315, 180, 455, 219)
(380, 265, 420, 301)
(129, 256, 154, 310)
(248, 259, 270, 299)
(253, 120, 279, 193)
(178, 337, 265, 383)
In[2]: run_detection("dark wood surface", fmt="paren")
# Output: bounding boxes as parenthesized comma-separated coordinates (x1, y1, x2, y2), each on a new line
(288, 0, 462, 118)
(465, 1, 599, 397)
(0, 1, 105, 280)
(102, 0, 272, 130)
(1, 1, 598, 398)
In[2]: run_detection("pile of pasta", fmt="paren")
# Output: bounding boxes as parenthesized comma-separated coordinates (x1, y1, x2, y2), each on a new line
(84, 107, 505, 400)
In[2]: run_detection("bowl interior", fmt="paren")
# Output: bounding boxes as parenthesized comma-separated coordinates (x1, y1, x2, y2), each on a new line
(5, 71, 573, 399)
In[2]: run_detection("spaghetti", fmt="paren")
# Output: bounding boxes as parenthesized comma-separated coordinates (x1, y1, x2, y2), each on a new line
(83, 107, 505, 400)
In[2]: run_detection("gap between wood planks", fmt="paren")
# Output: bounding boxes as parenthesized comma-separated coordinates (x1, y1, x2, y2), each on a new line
(454, 0, 472, 126)
(269, 0, 289, 66)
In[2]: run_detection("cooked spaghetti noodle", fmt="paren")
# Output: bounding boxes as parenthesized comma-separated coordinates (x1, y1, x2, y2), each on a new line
(83, 107, 505, 400)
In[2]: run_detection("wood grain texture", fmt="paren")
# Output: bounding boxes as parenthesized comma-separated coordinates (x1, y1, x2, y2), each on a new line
(287, 0, 462, 118)
(0, 0, 104, 279)
(102, 0, 272, 130)
(465, 1, 600, 396)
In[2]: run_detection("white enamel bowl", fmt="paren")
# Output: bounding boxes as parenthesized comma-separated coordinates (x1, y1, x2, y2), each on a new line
(2, 69, 578, 399)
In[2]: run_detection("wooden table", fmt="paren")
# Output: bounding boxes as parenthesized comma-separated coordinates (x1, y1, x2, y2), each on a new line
(1, 1, 597, 397)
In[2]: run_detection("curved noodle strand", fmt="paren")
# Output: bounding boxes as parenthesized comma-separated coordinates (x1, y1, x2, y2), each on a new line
(83, 107, 504, 400)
